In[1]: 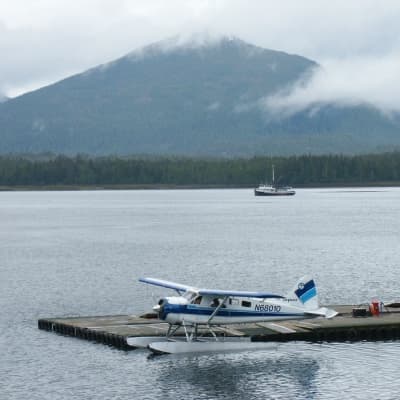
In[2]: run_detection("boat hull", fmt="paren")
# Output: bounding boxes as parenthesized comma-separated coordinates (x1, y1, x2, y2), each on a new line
(254, 189, 295, 196)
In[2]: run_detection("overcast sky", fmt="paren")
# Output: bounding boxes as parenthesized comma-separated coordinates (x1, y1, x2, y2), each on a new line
(1, 0, 400, 113)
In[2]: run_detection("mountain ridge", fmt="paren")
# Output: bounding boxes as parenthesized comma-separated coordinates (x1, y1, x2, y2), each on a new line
(0, 36, 399, 156)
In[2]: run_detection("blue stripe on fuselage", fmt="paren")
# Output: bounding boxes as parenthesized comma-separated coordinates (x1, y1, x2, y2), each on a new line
(161, 303, 300, 319)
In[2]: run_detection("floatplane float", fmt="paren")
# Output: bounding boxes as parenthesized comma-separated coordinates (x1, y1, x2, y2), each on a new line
(130, 276, 338, 354)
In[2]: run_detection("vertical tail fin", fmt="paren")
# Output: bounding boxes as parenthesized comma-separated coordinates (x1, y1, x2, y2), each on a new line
(286, 276, 318, 310)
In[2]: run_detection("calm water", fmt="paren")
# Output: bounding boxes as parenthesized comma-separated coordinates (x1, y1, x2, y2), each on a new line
(1, 188, 400, 399)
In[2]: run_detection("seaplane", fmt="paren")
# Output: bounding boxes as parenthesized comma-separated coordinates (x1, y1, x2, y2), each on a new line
(132, 276, 338, 354)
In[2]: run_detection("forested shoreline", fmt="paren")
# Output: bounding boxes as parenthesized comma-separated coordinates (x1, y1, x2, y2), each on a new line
(1, 152, 400, 188)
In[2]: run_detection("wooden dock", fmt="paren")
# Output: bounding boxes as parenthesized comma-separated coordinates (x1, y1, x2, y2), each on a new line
(38, 305, 400, 350)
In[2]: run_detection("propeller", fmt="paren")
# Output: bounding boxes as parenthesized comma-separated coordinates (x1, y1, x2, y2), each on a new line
(153, 298, 165, 317)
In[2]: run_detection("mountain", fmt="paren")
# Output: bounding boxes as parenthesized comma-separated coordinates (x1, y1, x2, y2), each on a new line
(0, 36, 399, 156)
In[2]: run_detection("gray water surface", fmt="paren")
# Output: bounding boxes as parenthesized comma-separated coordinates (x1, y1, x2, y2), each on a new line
(1, 188, 400, 399)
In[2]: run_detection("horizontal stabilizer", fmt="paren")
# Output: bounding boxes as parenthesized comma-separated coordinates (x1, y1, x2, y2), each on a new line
(305, 307, 338, 319)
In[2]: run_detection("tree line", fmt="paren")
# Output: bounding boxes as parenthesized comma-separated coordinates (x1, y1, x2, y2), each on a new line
(0, 152, 400, 186)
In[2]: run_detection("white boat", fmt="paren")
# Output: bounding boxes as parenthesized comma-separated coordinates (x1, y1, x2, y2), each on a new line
(254, 184, 296, 196)
(254, 165, 295, 196)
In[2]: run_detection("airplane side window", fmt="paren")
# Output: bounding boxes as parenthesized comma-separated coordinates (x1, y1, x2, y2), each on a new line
(193, 296, 202, 304)
(241, 300, 251, 308)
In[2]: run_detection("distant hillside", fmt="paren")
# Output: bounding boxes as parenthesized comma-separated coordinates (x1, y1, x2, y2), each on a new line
(0, 36, 399, 156)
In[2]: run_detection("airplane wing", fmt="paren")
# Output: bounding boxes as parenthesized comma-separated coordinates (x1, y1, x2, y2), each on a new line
(198, 289, 284, 299)
(139, 277, 194, 293)
(139, 277, 284, 298)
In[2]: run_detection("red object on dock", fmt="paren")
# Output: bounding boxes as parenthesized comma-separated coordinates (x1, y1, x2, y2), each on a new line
(370, 301, 380, 316)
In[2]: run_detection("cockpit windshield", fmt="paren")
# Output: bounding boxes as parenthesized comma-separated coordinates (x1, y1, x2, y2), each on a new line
(183, 290, 198, 302)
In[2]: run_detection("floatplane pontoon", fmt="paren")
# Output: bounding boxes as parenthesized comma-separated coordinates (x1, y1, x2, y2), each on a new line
(132, 276, 337, 354)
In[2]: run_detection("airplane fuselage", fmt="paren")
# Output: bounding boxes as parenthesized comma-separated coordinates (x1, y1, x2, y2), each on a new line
(160, 294, 308, 325)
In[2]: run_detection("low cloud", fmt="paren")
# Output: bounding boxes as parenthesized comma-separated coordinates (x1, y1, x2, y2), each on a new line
(128, 32, 225, 60)
(206, 101, 221, 111)
(262, 54, 400, 117)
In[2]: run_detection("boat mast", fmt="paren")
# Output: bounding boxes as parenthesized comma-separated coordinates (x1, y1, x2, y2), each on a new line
(272, 164, 275, 185)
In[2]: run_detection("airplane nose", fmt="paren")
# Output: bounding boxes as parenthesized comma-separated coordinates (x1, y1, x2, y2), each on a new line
(154, 298, 166, 317)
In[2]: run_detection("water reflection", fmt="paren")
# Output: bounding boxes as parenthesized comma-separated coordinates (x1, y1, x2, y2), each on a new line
(151, 348, 319, 400)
